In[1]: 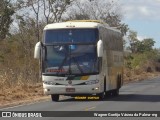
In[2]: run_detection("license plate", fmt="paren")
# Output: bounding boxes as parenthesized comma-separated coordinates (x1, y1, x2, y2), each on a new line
(66, 88, 75, 92)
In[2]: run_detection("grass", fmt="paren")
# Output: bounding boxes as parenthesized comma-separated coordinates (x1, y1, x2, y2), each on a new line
(0, 81, 46, 108)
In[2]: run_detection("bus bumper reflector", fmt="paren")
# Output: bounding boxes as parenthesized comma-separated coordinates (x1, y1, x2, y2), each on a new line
(44, 88, 50, 92)
(92, 87, 99, 90)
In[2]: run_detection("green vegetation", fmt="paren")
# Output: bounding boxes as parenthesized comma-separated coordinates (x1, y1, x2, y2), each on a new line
(0, 0, 14, 40)
(125, 50, 160, 70)
(124, 30, 160, 81)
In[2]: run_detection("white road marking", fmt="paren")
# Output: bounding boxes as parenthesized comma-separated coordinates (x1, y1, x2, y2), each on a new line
(85, 106, 96, 111)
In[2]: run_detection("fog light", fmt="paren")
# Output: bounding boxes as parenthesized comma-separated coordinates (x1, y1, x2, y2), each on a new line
(95, 87, 99, 90)
(44, 88, 50, 92)
(92, 87, 99, 90)
(44, 89, 47, 92)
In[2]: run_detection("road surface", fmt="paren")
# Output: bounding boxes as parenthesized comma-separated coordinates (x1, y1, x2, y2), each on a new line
(0, 77, 160, 120)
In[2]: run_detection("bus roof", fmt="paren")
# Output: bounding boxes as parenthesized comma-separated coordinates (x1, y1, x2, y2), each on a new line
(44, 20, 120, 33)
(66, 20, 105, 24)
(44, 20, 107, 30)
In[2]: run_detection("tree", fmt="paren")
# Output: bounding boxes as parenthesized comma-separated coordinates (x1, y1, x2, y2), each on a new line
(128, 30, 139, 53)
(128, 30, 155, 53)
(0, 0, 14, 40)
(42, 0, 73, 23)
(15, 0, 73, 42)
(65, 0, 128, 36)
(136, 38, 155, 53)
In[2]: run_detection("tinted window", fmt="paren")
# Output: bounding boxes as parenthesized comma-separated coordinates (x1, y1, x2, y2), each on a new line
(44, 29, 98, 44)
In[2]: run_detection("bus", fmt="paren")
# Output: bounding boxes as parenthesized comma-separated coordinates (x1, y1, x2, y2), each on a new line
(34, 20, 123, 101)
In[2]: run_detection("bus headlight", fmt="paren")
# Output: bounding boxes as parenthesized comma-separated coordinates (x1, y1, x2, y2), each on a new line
(85, 80, 99, 85)
(43, 81, 56, 85)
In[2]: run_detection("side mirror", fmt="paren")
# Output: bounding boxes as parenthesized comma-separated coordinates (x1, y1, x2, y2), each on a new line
(34, 42, 41, 59)
(97, 40, 103, 57)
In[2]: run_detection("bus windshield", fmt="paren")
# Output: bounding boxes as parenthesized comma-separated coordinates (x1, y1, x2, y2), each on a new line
(44, 28, 98, 44)
(42, 45, 99, 76)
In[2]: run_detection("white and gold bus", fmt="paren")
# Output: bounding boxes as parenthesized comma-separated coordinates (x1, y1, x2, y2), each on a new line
(34, 20, 123, 101)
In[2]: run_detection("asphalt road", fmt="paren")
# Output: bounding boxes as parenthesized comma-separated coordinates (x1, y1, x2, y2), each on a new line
(1, 77, 160, 120)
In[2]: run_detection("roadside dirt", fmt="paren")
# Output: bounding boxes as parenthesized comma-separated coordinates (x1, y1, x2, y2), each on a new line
(124, 70, 160, 84)
(0, 83, 50, 109)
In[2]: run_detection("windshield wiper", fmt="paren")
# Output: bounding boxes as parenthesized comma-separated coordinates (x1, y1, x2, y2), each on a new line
(56, 55, 84, 75)
(56, 55, 68, 75)
(72, 57, 84, 74)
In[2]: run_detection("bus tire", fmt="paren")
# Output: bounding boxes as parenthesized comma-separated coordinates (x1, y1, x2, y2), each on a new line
(98, 92, 105, 100)
(118, 75, 121, 89)
(51, 94, 59, 102)
(112, 75, 121, 96)
(104, 77, 106, 93)
(98, 78, 106, 100)
(112, 89, 119, 96)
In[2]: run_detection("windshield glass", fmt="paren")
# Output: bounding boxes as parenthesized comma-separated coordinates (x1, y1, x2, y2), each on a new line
(44, 28, 98, 44)
(42, 45, 98, 76)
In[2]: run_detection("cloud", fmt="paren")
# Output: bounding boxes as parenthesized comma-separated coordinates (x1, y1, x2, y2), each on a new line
(139, 6, 150, 16)
(120, 0, 160, 21)
(137, 36, 146, 41)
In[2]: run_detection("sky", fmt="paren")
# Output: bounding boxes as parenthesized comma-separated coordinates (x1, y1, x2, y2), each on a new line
(119, 0, 160, 48)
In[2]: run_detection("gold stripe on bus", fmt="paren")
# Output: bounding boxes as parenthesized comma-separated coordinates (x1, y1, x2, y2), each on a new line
(81, 76, 89, 80)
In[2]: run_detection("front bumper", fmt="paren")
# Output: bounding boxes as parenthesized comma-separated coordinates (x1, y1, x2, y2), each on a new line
(43, 84, 102, 95)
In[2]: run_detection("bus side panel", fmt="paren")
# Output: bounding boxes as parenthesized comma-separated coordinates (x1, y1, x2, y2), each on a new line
(99, 26, 123, 91)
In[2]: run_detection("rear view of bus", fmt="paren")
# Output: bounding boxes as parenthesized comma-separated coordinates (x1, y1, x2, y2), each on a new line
(34, 20, 123, 101)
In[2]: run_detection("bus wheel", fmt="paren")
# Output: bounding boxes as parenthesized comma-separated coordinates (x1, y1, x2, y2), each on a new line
(112, 89, 119, 96)
(51, 94, 59, 102)
(117, 75, 121, 89)
(112, 75, 121, 96)
(98, 92, 105, 100)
